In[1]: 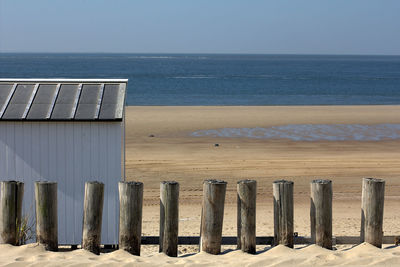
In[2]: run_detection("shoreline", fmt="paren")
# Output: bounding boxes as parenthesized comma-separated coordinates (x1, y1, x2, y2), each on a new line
(125, 105, 400, 137)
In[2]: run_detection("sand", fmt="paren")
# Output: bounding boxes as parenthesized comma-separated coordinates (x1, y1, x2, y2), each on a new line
(126, 106, 400, 238)
(3, 243, 400, 266)
(2, 105, 400, 266)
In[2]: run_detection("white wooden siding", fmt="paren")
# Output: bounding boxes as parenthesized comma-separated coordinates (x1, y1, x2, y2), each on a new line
(0, 121, 122, 244)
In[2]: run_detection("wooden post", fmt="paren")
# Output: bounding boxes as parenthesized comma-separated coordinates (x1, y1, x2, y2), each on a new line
(273, 180, 294, 248)
(237, 179, 256, 254)
(0, 181, 24, 245)
(200, 179, 227, 254)
(310, 179, 332, 249)
(34, 181, 58, 251)
(82, 181, 104, 255)
(159, 181, 179, 257)
(15, 182, 24, 245)
(119, 181, 143, 256)
(361, 178, 385, 248)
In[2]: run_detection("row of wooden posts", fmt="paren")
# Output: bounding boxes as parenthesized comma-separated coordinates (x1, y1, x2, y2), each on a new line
(0, 178, 385, 256)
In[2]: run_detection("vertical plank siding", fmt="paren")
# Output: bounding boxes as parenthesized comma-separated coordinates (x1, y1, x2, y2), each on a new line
(65, 123, 74, 242)
(6, 123, 15, 178)
(56, 123, 66, 243)
(0, 121, 122, 245)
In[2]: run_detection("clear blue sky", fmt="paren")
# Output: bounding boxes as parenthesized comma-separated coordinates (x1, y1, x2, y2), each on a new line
(0, 0, 399, 55)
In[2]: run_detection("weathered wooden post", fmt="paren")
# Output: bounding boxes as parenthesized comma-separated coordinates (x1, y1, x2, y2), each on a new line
(200, 179, 227, 254)
(119, 181, 143, 256)
(82, 181, 104, 255)
(159, 181, 179, 257)
(34, 181, 58, 251)
(16, 182, 24, 244)
(237, 179, 256, 254)
(310, 179, 332, 249)
(273, 180, 294, 248)
(361, 178, 385, 248)
(0, 181, 24, 245)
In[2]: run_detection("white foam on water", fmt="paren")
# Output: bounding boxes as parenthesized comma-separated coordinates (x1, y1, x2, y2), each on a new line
(127, 56, 176, 59)
(171, 75, 217, 79)
(190, 124, 400, 141)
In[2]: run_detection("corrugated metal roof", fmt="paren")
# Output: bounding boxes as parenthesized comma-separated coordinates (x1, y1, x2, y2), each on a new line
(0, 79, 127, 121)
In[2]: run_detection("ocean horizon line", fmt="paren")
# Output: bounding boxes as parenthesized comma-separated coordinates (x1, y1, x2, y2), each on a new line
(1, 52, 400, 57)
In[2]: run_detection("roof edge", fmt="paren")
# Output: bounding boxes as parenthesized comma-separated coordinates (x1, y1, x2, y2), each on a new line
(0, 78, 128, 83)
(0, 118, 123, 122)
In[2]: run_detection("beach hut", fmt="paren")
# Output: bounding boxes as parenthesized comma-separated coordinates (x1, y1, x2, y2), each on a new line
(0, 79, 127, 245)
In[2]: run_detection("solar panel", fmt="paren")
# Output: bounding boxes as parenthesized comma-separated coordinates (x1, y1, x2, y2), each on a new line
(27, 84, 58, 119)
(99, 103, 118, 120)
(99, 84, 120, 119)
(2, 84, 35, 119)
(0, 80, 126, 121)
(74, 84, 101, 120)
(101, 84, 120, 104)
(51, 84, 79, 120)
(0, 84, 15, 118)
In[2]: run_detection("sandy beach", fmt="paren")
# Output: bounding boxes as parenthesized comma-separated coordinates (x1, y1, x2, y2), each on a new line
(126, 106, 400, 238)
(3, 105, 400, 266)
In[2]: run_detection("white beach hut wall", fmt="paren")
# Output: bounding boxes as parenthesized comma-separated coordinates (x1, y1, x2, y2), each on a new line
(0, 79, 127, 245)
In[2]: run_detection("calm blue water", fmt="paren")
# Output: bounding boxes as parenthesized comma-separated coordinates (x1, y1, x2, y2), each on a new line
(191, 124, 400, 141)
(0, 53, 400, 105)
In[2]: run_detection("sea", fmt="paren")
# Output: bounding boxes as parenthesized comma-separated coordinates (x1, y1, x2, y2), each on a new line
(0, 53, 400, 106)
(1, 53, 400, 141)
